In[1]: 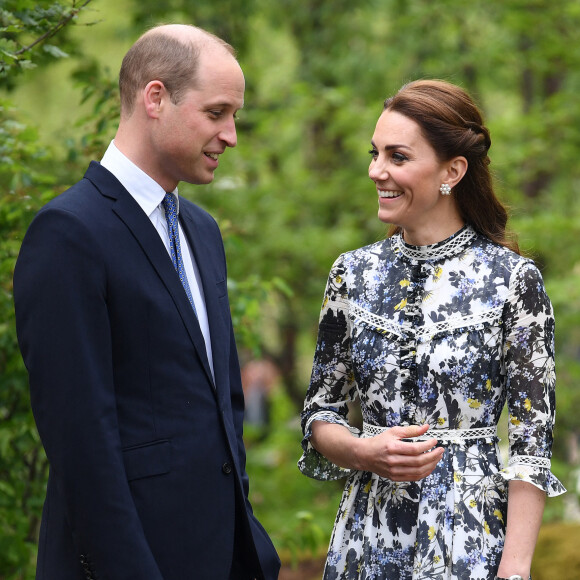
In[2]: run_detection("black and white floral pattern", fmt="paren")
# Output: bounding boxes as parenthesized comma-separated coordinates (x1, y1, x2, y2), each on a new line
(299, 226, 565, 580)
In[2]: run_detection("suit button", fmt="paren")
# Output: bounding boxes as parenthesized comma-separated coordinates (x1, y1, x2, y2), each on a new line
(222, 462, 232, 474)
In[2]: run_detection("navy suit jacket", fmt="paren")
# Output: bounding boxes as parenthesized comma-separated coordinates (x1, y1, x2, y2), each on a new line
(14, 162, 280, 580)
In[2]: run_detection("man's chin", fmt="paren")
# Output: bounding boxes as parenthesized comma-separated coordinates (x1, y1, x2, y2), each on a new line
(185, 172, 215, 186)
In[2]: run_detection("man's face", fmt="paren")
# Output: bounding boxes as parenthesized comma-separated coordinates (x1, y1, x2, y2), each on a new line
(152, 48, 245, 190)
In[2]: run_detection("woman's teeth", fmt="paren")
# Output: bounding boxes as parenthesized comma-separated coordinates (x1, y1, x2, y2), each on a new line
(378, 190, 402, 198)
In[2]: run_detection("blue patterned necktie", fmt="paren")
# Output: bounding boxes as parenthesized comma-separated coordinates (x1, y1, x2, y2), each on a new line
(162, 193, 197, 317)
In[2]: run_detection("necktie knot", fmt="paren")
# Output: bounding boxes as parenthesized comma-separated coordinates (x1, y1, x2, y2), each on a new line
(162, 193, 197, 316)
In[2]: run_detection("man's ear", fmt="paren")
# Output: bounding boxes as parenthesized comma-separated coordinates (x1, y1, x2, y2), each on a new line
(446, 156, 468, 188)
(143, 80, 166, 119)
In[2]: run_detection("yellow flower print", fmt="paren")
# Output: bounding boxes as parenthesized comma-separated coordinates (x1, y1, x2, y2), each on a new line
(454, 472, 462, 483)
(400, 279, 410, 287)
(428, 526, 436, 540)
(469, 499, 477, 508)
(509, 414, 521, 426)
(524, 398, 532, 412)
(433, 266, 443, 282)
(494, 509, 504, 523)
(484, 521, 490, 534)
(437, 417, 446, 426)
(468, 398, 481, 409)
(486, 379, 492, 391)
(335, 275, 342, 284)
(394, 298, 407, 311)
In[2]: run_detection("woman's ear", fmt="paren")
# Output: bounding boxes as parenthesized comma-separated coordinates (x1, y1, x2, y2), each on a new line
(446, 156, 468, 188)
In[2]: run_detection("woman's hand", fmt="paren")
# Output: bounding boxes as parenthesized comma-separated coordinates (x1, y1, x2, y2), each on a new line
(311, 422, 444, 481)
(357, 424, 445, 481)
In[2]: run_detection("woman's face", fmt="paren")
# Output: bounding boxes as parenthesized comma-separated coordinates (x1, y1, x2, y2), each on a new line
(369, 109, 464, 245)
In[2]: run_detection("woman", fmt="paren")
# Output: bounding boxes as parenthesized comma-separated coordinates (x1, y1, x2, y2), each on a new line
(299, 80, 565, 580)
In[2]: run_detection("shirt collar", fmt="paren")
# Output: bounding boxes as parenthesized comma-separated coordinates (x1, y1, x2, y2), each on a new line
(100, 140, 179, 216)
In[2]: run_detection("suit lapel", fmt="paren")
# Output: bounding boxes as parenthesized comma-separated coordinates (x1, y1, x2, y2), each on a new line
(180, 208, 230, 394)
(84, 163, 215, 387)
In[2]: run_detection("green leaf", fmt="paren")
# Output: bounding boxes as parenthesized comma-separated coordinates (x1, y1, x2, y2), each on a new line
(42, 44, 69, 58)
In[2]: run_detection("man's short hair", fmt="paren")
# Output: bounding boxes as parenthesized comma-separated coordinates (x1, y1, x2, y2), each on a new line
(119, 26, 235, 116)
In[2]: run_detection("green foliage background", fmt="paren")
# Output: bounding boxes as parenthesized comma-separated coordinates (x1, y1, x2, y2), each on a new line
(1, 0, 580, 577)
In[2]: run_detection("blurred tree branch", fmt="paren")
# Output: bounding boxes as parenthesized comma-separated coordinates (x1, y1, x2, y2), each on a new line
(11, 0, 94, 56)
(0, 0, 95, 85)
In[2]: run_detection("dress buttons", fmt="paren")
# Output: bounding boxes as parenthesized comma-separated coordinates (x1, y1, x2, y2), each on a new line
(222, 462, 232, 474)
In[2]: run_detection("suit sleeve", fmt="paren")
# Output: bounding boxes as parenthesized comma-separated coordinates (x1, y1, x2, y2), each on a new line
(14, 207, 164, 578)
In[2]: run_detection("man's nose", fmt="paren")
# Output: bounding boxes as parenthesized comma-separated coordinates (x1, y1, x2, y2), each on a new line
(220, 118, 237, 148)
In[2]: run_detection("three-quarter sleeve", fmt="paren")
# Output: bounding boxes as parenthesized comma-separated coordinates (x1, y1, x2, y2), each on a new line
(298, 256, 361, 481)
(500, 260, 566, 496)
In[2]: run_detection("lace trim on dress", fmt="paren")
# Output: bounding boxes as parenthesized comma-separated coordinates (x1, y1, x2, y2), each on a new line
(498, 454, 566, 497)
(349, 302, 407, 338)
(415, 306, 503, 340)
(394, 225, 477, 261)
(349, 301, 503, 340)
(509, 454, 551, 469)
(304, 409, 361, 440)
(363, 422, 497, 443)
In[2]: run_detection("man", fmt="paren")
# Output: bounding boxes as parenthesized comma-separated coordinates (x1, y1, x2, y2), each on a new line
(13, 24, 280, 580)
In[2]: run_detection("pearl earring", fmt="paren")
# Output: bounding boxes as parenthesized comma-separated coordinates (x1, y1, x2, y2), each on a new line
(440, 183, 451, 196)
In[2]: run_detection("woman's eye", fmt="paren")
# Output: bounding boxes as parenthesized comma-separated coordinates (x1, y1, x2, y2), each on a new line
(368, 148, 378, 159)
(392, 152, 408, 162)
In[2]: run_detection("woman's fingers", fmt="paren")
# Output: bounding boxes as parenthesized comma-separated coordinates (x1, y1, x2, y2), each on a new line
(366, 424, 445, 480)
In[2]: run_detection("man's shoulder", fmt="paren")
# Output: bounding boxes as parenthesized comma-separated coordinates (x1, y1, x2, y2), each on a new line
(39, 162, 121, 215)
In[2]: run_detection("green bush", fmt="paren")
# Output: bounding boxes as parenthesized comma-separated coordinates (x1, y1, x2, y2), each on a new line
(244, 386, 341, 566)
(533, 523, 580, 579)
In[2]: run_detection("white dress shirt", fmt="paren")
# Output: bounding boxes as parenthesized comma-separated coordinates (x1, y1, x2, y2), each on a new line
(101, 141, 214, 378)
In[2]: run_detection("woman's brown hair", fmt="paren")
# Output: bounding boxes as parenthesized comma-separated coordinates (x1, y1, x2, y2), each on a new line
(383, 79, 519, 254)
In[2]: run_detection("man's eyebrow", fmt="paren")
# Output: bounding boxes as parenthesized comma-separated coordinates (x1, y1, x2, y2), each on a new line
(206, 102, 233, 108)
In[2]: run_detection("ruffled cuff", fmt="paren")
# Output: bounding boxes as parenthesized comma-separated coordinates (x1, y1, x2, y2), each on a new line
(298, 410, 361, 481)
(496, 454, 566, 497)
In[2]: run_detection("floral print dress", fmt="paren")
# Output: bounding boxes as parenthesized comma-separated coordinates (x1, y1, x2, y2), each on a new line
(299, 226, 565, 580)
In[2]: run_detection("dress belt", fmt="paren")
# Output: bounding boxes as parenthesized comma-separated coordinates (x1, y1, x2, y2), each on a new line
(362, 422, 497, 442)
